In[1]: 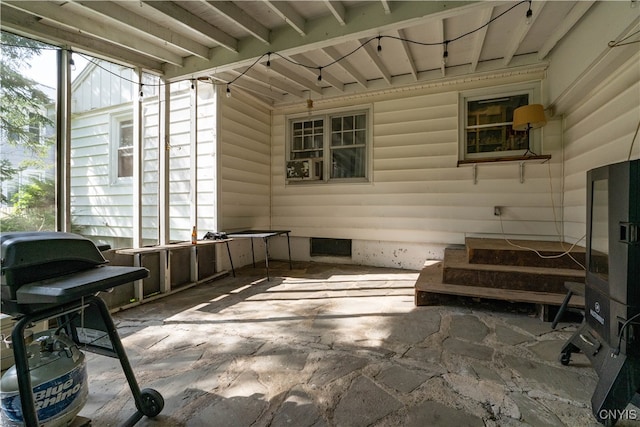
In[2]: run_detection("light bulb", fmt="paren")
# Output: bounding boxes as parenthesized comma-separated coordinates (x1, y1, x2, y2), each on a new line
(226, 85, 231, 98)
(69, 56, 76, 72)
(525, 2, 533, 25)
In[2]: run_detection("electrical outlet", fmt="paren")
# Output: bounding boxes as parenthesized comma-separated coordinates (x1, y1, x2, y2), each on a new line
(494, 206, 501, 216)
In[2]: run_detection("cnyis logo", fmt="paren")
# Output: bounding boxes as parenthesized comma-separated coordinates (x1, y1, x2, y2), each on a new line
(1, 363, 87, 423)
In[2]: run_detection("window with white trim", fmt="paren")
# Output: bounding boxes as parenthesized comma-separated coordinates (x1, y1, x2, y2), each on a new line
(287, 109, 369, 182)
(114, 117, 133, 179)
(460, 84, 541, 161)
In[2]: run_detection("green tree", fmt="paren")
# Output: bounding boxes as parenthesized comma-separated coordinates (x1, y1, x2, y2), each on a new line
(1, 32, 54, 155)
(1, 32, 56, 231)
(0, 177, 56, 232)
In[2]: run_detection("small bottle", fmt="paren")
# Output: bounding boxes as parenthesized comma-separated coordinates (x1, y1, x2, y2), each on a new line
(191, 226, 197, 244)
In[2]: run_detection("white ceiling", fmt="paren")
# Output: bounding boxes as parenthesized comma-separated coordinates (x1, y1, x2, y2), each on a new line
(1, 1, 598, 106)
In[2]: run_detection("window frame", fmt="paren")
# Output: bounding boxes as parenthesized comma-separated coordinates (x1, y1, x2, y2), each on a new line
(459, 83, 542, 161)
(110, 113, 134, 183)
(286, 106, 372, 184)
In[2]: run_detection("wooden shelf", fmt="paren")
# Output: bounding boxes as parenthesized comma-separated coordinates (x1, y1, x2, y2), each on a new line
(457, 154, 551, 166)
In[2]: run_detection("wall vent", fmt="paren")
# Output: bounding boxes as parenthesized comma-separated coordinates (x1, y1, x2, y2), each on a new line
(310, 238, 352, 257)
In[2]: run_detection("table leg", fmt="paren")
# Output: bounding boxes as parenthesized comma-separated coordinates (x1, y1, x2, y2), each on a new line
(225, 241, 235, 277)
(264, 237, 270, 281)
(286, 232, 292, 270)
(251, 238, 256, 268)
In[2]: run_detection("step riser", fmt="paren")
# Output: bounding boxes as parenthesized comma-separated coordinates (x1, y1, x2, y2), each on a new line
(468, 248, 585, 270)
(442, 267, 584, 294)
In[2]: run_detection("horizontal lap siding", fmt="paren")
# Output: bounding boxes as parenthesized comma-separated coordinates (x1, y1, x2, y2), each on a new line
(219, 92, 271, 231)
(562, 52, 640, 243)
(272, 81, 564, 245)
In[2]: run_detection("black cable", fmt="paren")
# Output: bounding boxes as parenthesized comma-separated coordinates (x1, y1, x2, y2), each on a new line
(612, 312, 640, 356)
(1, 0, 531, 90)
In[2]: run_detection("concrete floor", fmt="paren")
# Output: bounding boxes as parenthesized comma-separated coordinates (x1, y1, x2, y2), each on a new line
(74, 261, 635, 426)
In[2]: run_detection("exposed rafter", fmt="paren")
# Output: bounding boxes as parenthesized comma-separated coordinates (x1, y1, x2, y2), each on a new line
(0, 0, 603, 108)
(290, 53, 345, 92)
(380, 0, 391, 15)
(323, 0, 346, 26)
(0, 4, 163, 71)
(217, 71, 285, 102)
(263, 0, 306, 36)
(142, 1, 238, 52)
(537, 1, 595, 60)
(395, 29, 418, 81)
(238, 65, 306, 98)
(267, 60, 323, 94)
(74, 0, 210, 60)
(5, 0, 184, 66)
(359, 38, 392, 85)
(322, 46, 368, 89)
(203, 1, 271, 45)
(503, 1, 545, 66)
(469, 6, 493, 72)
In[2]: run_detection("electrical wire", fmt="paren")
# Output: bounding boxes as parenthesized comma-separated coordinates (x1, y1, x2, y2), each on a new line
(497, 159, 586, 270)
(612, 311, 640, 356)
(0, 0, 531, 91)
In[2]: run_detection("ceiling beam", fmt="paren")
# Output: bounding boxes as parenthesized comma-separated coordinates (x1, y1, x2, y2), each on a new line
(203, 1, 270, 45)
(469, 6, 493, 72)
(438, 19, 446, 77)
(538, 1, 595, 60)
(217, 71, 284, 102)
(142, 1, 238, 52)
(324, 0, 346, 26)
(263, 0, 306, 36)
(322, 46, 368, 89)
(380, 0, 391, 15)
(0, 5, 163, 72)
(290, 54, 345, 92)
(359, 37, 391, 85)
(267, 61, 323, 94)
(395, 29, 418, 81)
(5, 1, 184, 66)
(237, 65, 306, 98)
(163, 1, 479, 80)
(502, 1, 545, 66)
(74, 0, 210, 60)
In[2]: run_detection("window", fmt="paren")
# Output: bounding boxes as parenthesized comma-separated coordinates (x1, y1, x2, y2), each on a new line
(460, 84, 540, 161)
(117, 118, 133, 178)
(287, 108, 369, 182)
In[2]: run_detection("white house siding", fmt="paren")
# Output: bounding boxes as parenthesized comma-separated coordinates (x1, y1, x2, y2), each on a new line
(270, 74, 565, 269)
(217, 90, 272, 269)
(70, 62, 217, 248)
(218, 90, 271, 231)
(562, 51, 640, 244)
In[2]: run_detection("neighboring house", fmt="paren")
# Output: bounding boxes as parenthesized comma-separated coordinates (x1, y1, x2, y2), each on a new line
(69, 60, 216, 248)
(0, 84, 55, 209)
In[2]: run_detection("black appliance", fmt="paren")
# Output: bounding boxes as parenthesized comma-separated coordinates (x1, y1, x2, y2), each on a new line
(560, 159, 639, 425)
(1, 231, 164, 426)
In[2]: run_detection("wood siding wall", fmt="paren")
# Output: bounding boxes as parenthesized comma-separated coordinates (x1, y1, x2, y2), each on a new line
(218, 90, 272, 232)
(562, 52, 640, 244)
(271, 75, 565, 250)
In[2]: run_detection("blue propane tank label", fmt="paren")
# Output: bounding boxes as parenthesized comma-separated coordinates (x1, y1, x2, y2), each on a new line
(0, 362, 88, 423)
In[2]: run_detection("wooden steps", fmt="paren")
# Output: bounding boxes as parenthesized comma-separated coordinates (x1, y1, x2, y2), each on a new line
(415, 238, 586, 311)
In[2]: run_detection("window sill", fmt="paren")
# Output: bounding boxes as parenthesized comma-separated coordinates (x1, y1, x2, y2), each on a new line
(457, 154, 551, 166)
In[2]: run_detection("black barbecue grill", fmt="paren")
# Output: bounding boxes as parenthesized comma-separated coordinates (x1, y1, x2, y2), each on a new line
(1, 232, 164, 426)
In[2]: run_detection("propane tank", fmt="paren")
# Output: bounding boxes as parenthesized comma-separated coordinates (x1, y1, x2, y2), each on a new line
(0, 330, 88, 427)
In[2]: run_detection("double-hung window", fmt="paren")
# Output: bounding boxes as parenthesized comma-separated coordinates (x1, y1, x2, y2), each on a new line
(287, 108, 369, 183)
(114, 117, 133, 179)
(460, 83, 541, 161)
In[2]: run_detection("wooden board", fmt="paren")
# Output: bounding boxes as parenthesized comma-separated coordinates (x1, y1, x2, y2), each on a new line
(414, 261, 584, 307)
